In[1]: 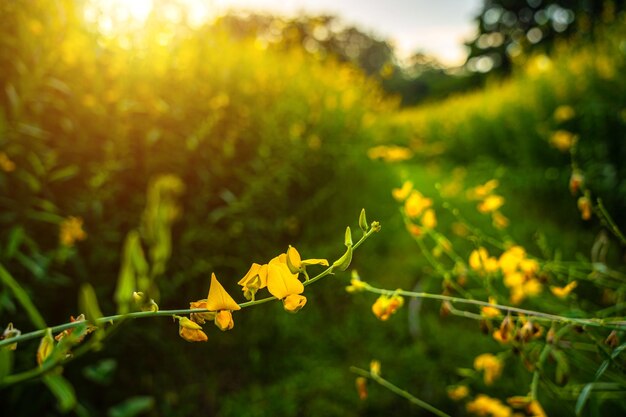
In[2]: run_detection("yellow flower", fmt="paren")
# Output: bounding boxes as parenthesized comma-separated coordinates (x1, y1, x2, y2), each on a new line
(577, 196, 592, 220)
(59, 216, 87, 247)
(474, 353, 503, 385)
(469, 247, 499, 274)
(370, 359, 381, 376)
(188, 300, 216, 325)
(447, 385, 469, 401)
(371, 294, 404, 321)
(285, 245, 328, 274)
(550, 130, 577, 152)
(478, 195, 505, 213)
(467, 394, 512, 417)
(404, 190, 432, 218)
(392, 181, 413, 202)
(421, 208, 437, 229)
(499, 246, 526, 275)
(569, 170, 584, 195)
(355, 377, 368, 400)
(406, 223, 422, 237)
(178, 316, 208, 342)
(346, 272, 368, 293)
(554, 105, 575, 122)
(467, 179, 499, 199)
(492, 211, 509, 229)
(205, 273, 241, 331)
(481, 297, 501, 319)
(0, 152, 16, 172)
(238, 263, 268, 300)
(267, 260, 306, 313)
(550, 281, 578, 298)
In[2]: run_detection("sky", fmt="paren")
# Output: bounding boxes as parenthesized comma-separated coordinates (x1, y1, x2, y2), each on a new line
(210, 0, 484, 66)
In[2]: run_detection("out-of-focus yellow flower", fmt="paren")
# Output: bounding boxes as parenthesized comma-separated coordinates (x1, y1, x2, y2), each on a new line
(469, 247, 499, 274)
(238, 263, 268, 300)
(553, 105, 575, 122)
(178, 316, 208, 342)
(492, 211, 509, 229)
(0, 152, 16, 172)
(60, 216, 87, 247)
(549, 130, 577, 152)
(467, 179, 499, 200)
(392, 181, 413, 202)
(404, 190, 432, 218)
(205, 273, 241, 331)
(467, 394, 512, 417)
(346, 271, 368, 293)
(577, 196, 592, 220)
(267, 259, 307, 312)
(421, 208, 437, 229)
(550, 281, 578, 298)
(569, 170, 584, 195)
(474, 353, 504, 385)
(507, 396, 546, 417)
(355, 377, 368, 400)
(371, 293, 404, 321)
(367, 145, 413, 162)
(447, 385, 469, 401)
(478, 195, 505, 213)
(499, 246, 526, 275)
(370, 359, 381, 376)
(406, 223, 422, 237)
(481, 297, 501, 319)
(510, 278, 542, 304)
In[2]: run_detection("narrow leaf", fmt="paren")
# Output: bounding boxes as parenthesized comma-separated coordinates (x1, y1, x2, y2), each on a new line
(43, 373, 77, 412)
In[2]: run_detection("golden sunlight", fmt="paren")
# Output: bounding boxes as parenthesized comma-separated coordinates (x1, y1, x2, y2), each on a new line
(84, 0, 214, 34)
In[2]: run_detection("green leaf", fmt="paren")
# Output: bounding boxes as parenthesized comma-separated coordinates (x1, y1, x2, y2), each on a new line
(594, 360, 610, 381)
(0, 263, 47, 329)
(83, 358, 117, 385)
(108, 396, 154, 417)
(576, 383, 626, 416)
(5, 226, 24, 258)
(49, 165, 79, 182)
(115, 231, 141, 313)
(43, 373, 76, 413)
(79, 283, 103, 323)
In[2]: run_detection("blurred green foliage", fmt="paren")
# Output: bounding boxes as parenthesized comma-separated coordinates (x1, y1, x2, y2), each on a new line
(1, 1, 625, 416)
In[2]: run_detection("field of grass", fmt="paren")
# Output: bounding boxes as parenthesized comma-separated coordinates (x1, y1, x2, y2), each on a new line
(1, 2, 625, 416)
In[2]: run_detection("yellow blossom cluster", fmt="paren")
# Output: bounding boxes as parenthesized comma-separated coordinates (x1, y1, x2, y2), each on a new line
(371, 293, 404, 321)
(178, 247, 327, 342)
(492, 315, 543, 345)
(467, 180, 508, 229)
(466, 394, 512, 417)
(473, 353, 503, 385)
(498, 246, 542, 305)
(367, 145, 413, 162)
(393, 181, 437, 235)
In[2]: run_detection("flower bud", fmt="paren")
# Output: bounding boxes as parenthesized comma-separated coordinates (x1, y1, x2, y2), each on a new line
(37, 329, 55, 367)
(344, 226, 353, 247)
(2, 323, 21, 350)
(359, 209, 369, 232)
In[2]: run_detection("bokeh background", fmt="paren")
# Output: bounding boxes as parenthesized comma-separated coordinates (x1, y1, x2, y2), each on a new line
(1, 0, 625, 416)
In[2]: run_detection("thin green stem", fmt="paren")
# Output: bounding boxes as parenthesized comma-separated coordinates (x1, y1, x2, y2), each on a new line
(596, 198, 626, 246)
(350, 366, 451, 417)
(0, 223, 380, 349)
(530, 325, 571, 400)
(362, 285, 626, 331)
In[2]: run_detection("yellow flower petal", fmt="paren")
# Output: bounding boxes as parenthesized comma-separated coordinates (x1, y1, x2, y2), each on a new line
(286, 246, 302, 273)
(214, 310, 234, 331)
(267, 262, 304, 299)
(206, 273, 241, 311)
(282, 294, 307, 312)
(179, 325, 208, 342)
(550, 281, 578, 298)
(392, 181, 413, 201)
(301, 258, 329, 267)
